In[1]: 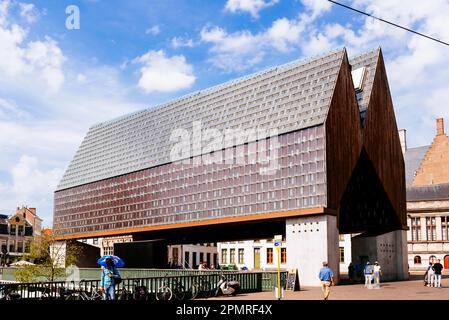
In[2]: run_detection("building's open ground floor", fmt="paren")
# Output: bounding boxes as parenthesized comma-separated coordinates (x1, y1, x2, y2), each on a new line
(207, 273, 448, 300)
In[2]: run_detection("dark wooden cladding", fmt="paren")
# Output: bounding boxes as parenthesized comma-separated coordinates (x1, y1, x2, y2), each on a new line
(325, 49, 363, 211)
(362, 50, 407, 227)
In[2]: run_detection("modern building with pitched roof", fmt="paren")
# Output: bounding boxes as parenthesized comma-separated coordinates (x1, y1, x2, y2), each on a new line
(402, 118, 449, 270)
(53, 47, 408, 285)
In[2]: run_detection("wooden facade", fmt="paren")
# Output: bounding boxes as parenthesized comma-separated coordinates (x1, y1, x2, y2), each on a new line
(325, 49, 363, 212)
(362, 50, 407, 227)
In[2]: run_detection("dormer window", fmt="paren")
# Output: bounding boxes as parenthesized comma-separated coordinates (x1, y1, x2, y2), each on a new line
(351, 67, 366, 92)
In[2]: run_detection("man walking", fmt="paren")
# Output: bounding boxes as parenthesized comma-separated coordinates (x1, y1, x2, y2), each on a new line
(432, 259, 443, 288)
(364, 261, 373, 288)
(318, 261, 334, 300)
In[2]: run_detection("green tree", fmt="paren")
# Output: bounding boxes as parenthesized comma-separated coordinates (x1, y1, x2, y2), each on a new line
(15, 233, 83, 282)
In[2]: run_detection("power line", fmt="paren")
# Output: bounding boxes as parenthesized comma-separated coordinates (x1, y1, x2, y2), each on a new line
(327, 0, 449, 47)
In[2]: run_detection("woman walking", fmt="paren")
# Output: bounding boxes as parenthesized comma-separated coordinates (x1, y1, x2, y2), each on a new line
(100, 257, 121, 300)
(373, 261, 382, 288)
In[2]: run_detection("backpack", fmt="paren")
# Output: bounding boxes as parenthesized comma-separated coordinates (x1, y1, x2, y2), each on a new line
(113, 267, 122, 285)
(103, 267, 122, 285)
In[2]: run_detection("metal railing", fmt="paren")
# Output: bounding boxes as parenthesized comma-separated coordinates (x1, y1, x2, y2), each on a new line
(0, 271, 287, 300)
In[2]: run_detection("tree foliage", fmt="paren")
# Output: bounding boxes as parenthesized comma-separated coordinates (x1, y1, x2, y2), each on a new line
(14, 233, 83, 282)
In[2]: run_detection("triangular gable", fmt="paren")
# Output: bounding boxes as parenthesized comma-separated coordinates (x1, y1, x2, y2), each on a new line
(362, 48, 406, 226)
(412, 123, 449, 186)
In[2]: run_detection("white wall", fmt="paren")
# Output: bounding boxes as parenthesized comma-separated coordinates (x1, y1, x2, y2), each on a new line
(217, 240, 287, 270)
(286, 215, 339, 286)
(168, 244, 217, 268)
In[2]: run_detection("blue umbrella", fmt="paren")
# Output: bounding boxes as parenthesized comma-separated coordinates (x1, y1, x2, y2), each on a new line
(97, 255, 125, 268)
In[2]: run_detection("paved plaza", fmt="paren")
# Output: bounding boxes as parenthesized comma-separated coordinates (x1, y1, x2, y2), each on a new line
(210, 276, 449, 300)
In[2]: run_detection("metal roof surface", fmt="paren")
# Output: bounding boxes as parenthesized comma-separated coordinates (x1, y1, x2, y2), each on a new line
(404, 145, 429, 187)
(407, 182, 449, 201)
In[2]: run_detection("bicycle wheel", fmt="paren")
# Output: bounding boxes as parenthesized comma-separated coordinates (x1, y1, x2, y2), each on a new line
(189, 283, 199, 300)
(201, 281, 212, 298)
(156, 286, 173, 301)
(91, 290, 103, 301)
(173, 282, 186, 301)
(65, 293, 84, 300)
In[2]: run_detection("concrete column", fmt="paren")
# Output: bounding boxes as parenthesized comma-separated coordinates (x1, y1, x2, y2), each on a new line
(286, 215, 339, 286)
(351, 230, 408, 281)
(395, 230, 409, 281)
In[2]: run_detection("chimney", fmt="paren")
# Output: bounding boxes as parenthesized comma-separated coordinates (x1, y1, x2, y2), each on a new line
(437, 118, 444, 136)
(398, 129, 407, 154)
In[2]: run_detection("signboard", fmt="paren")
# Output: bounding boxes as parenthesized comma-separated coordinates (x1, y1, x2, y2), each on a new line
(274, 235, 283, 241)
(286, 268, 300, 291)
(274, 241, 282, 247)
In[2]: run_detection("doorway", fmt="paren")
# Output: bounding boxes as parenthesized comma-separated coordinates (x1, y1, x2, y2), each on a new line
(444, 255, 449, 269)
(254, 248, 261, 269)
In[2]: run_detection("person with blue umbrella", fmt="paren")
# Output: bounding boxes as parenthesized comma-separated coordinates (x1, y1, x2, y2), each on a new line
(98, 255, 124, 300)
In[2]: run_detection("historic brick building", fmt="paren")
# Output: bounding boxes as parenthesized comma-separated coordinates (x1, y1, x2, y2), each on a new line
(403, 118, 449, 270)
(0, 206, 42, 265)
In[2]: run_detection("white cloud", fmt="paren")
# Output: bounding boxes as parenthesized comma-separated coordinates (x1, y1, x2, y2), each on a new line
(225, 0, 279, 18)
(145, 25, 160, 35)
(0, 0, 11, 25)
(0, 3, 147, 225)
(134, 50, 195, 93)
(171, 36, 194, 49)
(266, 17, 306, 52)
(300, 0, 331, 18)
(201, 0, 336, 71)
(0, 2, 65, 92)
(200, 26, 264, 71)
(19, 3, 39, 24)
(297, 0, 449, 147)
(0, 155, 63, 224)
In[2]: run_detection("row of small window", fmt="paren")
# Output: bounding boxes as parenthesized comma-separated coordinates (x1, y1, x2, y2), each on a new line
(55, 172, 326, 207)
(220, 248, 287, 265)
(54, 196, 326, 226)
(61, 126, 324, 186)
(61, 148, 326, 198)
(5, 225, 27, 236)
(410, 217, 449, 241)
(0, 241, 31, 254)
(55, 182, 326, 213)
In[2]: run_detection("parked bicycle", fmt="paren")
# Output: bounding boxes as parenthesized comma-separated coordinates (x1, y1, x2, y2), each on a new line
(189, 276, 212, 299)
(118, 280, 148, 300)
(172, 277, 186, 301)
(63, 280, 102, 300)
(0, 284, 21, 300)
(156, 275, 173, 301)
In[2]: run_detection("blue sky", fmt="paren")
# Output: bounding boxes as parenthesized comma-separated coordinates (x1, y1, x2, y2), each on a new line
(0, 0, 448, 226)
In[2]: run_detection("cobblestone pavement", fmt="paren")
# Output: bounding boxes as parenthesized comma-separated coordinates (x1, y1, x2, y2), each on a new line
(209, 278, 449, 300)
